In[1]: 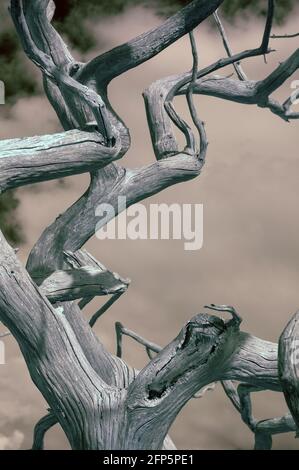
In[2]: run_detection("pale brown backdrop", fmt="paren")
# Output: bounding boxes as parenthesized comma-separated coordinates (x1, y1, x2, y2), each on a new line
(0, 5, 299, 450)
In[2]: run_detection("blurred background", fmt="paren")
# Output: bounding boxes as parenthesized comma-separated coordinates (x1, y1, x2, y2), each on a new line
(0, 0, 299, 450)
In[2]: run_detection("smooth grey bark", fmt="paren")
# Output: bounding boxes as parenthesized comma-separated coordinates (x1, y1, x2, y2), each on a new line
(0, 0, 298, 450)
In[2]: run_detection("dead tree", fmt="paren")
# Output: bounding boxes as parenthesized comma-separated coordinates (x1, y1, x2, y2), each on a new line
(0, 0, 298, 450)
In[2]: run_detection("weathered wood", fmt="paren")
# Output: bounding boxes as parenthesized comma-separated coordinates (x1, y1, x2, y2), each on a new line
(222, 381, 297, 449)
(11, 0, 115, 144)
(0, 0, 298, 451)
(0, 232, 125, 449)
(32, 412, 57, 450)
(222, 332, 280, 391)
(26, 155, 204, 275)
(78, 0, 225, 85)
(124, 311, 241, 449)
(279, 310, 299, 431)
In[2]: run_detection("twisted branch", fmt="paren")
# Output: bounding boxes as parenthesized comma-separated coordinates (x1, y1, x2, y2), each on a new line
(10, 0, 115, 145)
(1, 0, 298, 451)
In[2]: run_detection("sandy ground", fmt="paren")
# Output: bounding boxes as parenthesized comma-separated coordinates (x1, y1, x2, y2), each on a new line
(0, 6, 299, 450)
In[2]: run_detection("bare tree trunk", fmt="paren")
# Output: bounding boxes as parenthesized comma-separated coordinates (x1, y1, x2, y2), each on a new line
(0, 0, 298, 449)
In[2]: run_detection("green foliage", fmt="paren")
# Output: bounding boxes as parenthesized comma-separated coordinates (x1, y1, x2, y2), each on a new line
(0, 191, 24, 245)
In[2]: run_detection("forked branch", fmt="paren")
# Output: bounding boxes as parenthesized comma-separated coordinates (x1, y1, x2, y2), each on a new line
(1, 0, 298, 451)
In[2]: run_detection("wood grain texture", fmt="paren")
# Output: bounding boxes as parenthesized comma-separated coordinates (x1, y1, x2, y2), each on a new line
(279, 311, 299, 431)
(0, 129, 122, 191)
(0, 0, 298, 450)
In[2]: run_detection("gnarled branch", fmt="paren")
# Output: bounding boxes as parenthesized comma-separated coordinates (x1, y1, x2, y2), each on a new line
(78, 0, 225, 85)
(1, 0, 299, 452)
(279, 310, 299, 431)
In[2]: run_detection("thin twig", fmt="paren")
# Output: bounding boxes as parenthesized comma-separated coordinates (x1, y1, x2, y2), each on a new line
(221, 380, 297, 450)
(164, 101, 196, 154)
(213, 10, 247, 80)
(89, 292, 124, 328)
(0, 331, 11, 339)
